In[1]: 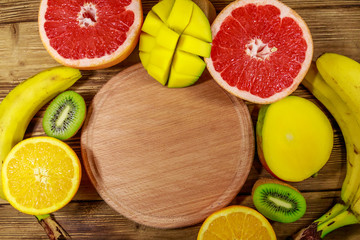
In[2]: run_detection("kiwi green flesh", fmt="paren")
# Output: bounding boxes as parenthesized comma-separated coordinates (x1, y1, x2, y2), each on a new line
(43, 91, 86, 140)
(253, 183, 306, 223)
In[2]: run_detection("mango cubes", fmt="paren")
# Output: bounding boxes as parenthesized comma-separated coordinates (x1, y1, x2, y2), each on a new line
(139, 0, 212, 88)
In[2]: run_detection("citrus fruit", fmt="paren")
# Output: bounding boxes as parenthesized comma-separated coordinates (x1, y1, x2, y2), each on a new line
(2, 137, 81, 215)
(197, 205, 277, 240)
(139, 0, 212, 88)
(205, 0, 313, 104)
(256, 96, 333, 182)
(38, 0, 143, 70)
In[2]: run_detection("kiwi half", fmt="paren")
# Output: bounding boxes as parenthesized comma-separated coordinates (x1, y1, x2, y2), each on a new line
(252, 178, 306, 223)
(43, 91, 86, 140)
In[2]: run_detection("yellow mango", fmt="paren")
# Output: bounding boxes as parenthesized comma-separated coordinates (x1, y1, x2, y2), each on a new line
(139, 51, 150, 69)
(141, 11, 163, 36)
(177, 34, 211, 57)
(149, 46, 173, 70)
(257, 96, 333, 182)
(139, 0, 212, 88)
(166, 0, 194, 33)
(172, 50, 206, 77)
(183, 4, 212, 43)
(147, 64, 169, 86)
(152, 0, 175, 22)
(156, 25, 180, 50)
(168, 68, 198, 88)
(139, 33, 156, 52)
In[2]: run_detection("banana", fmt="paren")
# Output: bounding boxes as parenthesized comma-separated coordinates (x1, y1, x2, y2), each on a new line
(0, 66, 81, 200)
(292, 63, 360, 239)
(316, 53, 360, 206)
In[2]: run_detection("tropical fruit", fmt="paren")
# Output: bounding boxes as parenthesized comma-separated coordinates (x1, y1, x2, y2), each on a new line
(252, 178, 307, 223)
(43, 91, 86, 140)
(197, 205, 277, 240)
(205, 0, 313, 103)
(0, 66, 81, 200)
(2, 137, 81, 215)
(38, 0, 143, 70)
(256, 96, 333, 182)
(139, 0, 212, 88)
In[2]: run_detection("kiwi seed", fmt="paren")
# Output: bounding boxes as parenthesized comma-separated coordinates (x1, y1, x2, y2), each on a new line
(43, 91, 86, 140)
(252, 178, 306, 223)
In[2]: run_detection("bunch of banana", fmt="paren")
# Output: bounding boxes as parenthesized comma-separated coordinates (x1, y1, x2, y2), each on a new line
(0, 66, 81, 239)
(293, 53, 360, 239)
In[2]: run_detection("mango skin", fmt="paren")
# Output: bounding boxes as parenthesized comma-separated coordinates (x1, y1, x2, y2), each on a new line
(139, 0, 212, 88)
(256, 96, 334, 182)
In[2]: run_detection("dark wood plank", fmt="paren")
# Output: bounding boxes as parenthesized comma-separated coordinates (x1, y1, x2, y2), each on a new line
(1, 0, 360, 239)
(0, 191, 359, 240)
(1, 0, 360, 24)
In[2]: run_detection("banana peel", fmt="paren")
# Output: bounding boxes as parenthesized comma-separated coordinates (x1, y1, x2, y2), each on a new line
(0, 66, 82, 239)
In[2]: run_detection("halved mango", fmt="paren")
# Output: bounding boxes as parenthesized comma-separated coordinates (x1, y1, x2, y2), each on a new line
(177, 34, 211, 57)
(156, 25, 180, 50)
(139, 51, 150, 68)
(172, 50, 206, 77)
(183, 5, 212, 43)
(256, 96, 333, 182)
(141, 11, 164, 36)
(139, 33, 156, 52)
(149, 46, 173, 71)
(166, 0, 194, 33)
(152, 0, 175, 22)
(168, 68, 198, 88)
(139, 0, 212, 88)
(147, 64, 169, 86)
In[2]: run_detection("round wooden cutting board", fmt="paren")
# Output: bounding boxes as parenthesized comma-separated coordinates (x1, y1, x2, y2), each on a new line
(81, 64, 254, 229)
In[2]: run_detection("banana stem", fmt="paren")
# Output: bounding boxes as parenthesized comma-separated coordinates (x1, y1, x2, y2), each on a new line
(291, 203, 359, 239)
(317, 208, 359, 238)
(314, 203, 348, 226)
(35, 214, 71, 240)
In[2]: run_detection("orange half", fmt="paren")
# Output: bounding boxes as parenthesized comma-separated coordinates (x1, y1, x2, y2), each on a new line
(197, 205, 277, 240)
(2, 137, 81, 215)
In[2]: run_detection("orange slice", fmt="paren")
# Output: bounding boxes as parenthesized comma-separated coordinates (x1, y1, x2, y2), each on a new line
(197, 205, 277, 240)
(2, 137, 81, 215)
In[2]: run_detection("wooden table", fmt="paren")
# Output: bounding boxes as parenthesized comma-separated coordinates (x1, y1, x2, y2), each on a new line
(0, 0, 359, 239)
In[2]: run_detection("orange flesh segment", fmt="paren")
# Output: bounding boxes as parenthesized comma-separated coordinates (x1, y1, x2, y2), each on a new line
(2, 137, 81, 215)
(197, 206, 276, 240)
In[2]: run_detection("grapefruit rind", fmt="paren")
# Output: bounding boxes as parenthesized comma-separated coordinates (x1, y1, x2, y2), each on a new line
(139, 0, 212, 88)
(38, 0, 143, 70)
(205, 0, 313, 104)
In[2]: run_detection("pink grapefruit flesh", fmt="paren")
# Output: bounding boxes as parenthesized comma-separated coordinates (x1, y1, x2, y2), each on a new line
(205, 0, 313, 104)
(39, 0, 143, 70)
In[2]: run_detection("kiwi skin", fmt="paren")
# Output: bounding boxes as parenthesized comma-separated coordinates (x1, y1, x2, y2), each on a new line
(252, 178, 306, 223)
(42, 91, 86, 140)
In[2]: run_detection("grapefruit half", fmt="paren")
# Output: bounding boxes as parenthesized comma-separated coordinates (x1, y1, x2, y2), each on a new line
(205, 0, 313, 104)
(39, 0, 143, 70)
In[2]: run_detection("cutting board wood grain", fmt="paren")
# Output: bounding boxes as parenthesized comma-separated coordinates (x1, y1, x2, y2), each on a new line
(81, 64, 254, 228)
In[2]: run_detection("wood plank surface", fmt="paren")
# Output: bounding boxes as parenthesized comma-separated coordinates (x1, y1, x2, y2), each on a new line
(0, 0, 360, 239)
